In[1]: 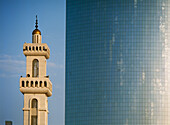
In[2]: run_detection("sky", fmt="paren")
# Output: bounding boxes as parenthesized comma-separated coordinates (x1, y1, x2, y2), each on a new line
(0, 0, 65, 125)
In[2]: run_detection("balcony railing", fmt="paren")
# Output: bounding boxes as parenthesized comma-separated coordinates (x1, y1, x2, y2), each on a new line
(20, 77, 52, 97)
(23, 43, 50, 59)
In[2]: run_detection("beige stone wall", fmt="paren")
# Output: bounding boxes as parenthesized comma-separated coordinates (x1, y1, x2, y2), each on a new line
(23, 111, 29, 125)
(26, 56, 46, 78)
(32, 34, 42, 43)
(39, 111, 48, 125)
(23, 94, 48, 125)
(23, 43, 50, 59)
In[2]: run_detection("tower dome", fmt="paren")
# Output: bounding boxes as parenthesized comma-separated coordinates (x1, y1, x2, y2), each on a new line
(32, 29, 41, 35)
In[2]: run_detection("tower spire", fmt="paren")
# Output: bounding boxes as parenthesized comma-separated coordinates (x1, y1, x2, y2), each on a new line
(35, 15, 38, 29)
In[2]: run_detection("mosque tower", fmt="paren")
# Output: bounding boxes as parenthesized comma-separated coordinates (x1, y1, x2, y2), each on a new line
(20, 16, 52, 125)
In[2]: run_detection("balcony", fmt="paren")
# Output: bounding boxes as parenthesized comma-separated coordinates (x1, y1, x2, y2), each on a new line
(20, 77, 52, 97)
(23, 43, 50, 59)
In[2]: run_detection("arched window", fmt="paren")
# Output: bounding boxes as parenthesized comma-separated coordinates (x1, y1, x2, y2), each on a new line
(31, 99, 38, 125)
(32, 99, 38, 108)
(32, 59, 39, 77)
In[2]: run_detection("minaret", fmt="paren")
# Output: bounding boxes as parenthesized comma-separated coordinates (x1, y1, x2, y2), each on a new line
(20, 16, 52, 125)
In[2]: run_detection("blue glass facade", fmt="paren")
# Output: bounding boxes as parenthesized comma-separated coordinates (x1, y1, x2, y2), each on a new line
(66, 0, 170, 124)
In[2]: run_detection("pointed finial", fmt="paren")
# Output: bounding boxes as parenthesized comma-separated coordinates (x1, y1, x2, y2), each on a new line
(32, 15, 41, 35)
(35, 15, 38, 29)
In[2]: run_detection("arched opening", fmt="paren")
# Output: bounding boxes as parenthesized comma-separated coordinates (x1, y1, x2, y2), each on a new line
(43, 46, 46, 51)
(26, 81, 29, 87)
(31, 99, 38, 125)
(32, 46, 34, 51)
(31, 81, 34, 87)
(22, 81, 24, 87)
(35, 81, 38, 87)
(44, 81, 47, 87)
(32, 59, 39, 77)
(40, 81, 42, 87)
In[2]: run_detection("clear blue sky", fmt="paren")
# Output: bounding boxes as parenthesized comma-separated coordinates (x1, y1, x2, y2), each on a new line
(0, 0, 65, 125)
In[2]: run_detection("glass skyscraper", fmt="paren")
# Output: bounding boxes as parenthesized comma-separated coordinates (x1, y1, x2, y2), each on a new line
(66, 0, 170, 124)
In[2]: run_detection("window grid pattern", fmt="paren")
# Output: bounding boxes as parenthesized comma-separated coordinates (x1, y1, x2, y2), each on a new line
(66, 0, 170, 124)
